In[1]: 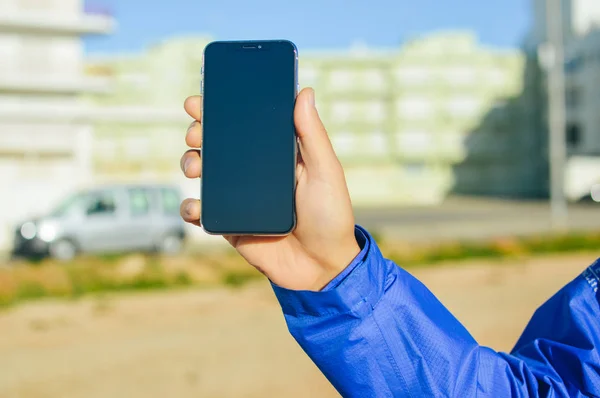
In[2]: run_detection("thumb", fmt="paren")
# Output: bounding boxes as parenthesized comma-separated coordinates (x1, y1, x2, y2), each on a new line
(294, 88, 339, 171)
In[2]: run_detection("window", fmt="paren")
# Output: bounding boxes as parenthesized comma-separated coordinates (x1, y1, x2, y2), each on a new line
(50, 193, 84, 217)
(329, 69, 354, 89)
(566, 87, 581, 108)
(396, 97, 433, 119)
(125, 136, 151, 159)
(86, 192, 116, 216)
(19, 37, 52, 76)
(396, 131, 433, 154)
(362, 69, 385, 89)
(395, 67, 430, 84)
(129, 189, 150, 216)
(120, 73, 150, 85)
(18, 0, 47, 10)
(331, 101, 353, 122)
(364, 101, 386, 122)
(565, 56, 583, 73)
(95, 138, 118, 160)
(446, 96, 481, 117)
(161, 188, 180, 215)
(444, 66, 475, 85)
(566, 124, 581, 146)
(365, 131, 388, 155)
(404, 162, 426, 176)
(299, 66, 318, 87)
(438, 132, 465, 154)
(330, 131, 357, 155)
(0, 34, 19, 75)
(486, 68, 507, 85)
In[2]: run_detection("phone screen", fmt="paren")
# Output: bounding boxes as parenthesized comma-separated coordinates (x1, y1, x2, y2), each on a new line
(201, 40, 297, 235)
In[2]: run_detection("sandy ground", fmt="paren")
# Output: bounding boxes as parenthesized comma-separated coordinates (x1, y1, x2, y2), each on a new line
(0, 252, 597, 398)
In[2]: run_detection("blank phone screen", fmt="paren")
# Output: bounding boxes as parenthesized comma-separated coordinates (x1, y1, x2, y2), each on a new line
(201, 41, 297, 235)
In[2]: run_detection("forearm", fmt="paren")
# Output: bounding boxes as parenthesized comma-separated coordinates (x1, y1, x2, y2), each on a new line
(273, 226, 600, 397)
(273, 226, 482, 396)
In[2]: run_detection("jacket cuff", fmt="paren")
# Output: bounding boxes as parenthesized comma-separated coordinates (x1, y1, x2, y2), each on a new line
(272, 225, 389, 318)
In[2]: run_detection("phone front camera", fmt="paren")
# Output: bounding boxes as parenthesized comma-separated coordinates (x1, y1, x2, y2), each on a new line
(258, 45, 262, 49)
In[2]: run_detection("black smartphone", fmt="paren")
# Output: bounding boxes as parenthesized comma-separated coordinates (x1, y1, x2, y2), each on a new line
(200, 40, 298, 235)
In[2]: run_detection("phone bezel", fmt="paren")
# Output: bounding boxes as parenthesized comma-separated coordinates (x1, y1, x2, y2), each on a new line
(199, 40, 299, 237)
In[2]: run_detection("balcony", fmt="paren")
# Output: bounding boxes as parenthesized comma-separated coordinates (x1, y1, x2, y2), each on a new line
(0, 8, 115, 35)
(0, 102, 183, 124)
(0, 74, 113, 95)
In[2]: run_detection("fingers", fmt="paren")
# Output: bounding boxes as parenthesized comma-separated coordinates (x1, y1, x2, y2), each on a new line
(181, 97, 203, 228)
(180, 198, 201, 227)
(184, 96, 203, 148)
(186, 121, 202, 148)
(184, 96, 202, 121)
(180, 149, 201, 178)
(294, 88, 339, 172)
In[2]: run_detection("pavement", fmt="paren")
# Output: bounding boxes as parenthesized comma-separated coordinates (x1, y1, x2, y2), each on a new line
(354, 196, 600, 243)
(2, 197, 598, 260)
(0, 252, 594, 398)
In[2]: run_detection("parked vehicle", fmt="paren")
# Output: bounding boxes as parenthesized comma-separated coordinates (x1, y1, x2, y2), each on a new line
(11, 184, 186, 261)
(565, 156, 600, 202)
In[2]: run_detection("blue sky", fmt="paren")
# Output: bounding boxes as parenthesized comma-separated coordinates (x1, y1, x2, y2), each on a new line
(84, 0, 531, 54)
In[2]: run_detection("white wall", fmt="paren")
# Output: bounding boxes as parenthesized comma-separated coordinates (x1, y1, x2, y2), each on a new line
(572, 0, 600, 36)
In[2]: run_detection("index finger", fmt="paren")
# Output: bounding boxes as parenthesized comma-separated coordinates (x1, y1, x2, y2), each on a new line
(184, 96, 202, 121)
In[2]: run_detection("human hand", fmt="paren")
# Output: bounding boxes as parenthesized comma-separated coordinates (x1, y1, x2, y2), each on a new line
(180, 88, 360, 291)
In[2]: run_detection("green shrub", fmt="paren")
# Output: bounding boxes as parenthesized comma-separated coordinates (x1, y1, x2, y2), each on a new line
(2, 228, 600, 308)
(222, 271, 259, 288)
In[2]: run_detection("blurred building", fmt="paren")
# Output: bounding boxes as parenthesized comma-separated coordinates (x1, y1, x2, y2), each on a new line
(526, 0, 600, 201)
(0, 0, 114, 249)
(84, 38, 222, 247)
(84, 37, 208, 185)
(87, 32, 524, 206)
(305, 33, 525, 204)
(528, 0, 600, 46)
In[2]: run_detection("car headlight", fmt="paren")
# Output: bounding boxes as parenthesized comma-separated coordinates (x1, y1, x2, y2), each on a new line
(591, 184, 600, 203)
(38, 222, 58, 243)
(20, 222, 37, 240)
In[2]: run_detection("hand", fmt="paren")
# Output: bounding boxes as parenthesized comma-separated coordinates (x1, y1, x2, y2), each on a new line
(180, 88, 360, 291)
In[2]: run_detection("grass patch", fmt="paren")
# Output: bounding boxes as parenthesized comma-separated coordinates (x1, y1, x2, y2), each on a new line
(0, 253, 252, 309)
(1, 229, 599, 308)
(222, 271, 261, 288)
(387, 230, 600, 268)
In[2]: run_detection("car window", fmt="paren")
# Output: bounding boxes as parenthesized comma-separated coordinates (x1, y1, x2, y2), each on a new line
(129, 189, 150, 216)
(161, 188, 180, 215)
(86, 192, 117, 216)
(50, 193, 84, 217)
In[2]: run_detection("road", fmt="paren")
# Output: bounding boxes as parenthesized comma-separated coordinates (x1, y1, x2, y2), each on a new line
(0, 252, 594, 398)
(354, 196, 600, 242)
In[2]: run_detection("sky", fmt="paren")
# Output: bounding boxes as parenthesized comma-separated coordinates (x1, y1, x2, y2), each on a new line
(84, 0, 531, 55)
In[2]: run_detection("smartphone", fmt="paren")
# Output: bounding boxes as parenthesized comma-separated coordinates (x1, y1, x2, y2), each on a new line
(200, 40, 298, 235)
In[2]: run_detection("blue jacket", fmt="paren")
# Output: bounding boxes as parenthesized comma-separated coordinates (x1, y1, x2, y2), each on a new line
(272, 226, 600, 397)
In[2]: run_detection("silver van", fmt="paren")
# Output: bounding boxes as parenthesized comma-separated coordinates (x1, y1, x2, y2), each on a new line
(11, 184, 187, 261)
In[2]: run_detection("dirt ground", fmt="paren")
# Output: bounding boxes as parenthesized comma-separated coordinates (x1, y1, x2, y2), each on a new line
(0, 252, 597, 398)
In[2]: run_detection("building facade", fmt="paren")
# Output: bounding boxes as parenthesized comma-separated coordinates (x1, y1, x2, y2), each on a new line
(526, 0, 600, 200)
(0, 0, 114, 249)
(87, 32, 525, 206)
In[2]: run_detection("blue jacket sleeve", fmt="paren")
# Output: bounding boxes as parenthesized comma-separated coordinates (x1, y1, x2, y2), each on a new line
(272, 226, 600, 397)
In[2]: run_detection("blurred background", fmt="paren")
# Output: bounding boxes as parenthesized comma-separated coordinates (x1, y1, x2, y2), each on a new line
(1, 0, 600, 397)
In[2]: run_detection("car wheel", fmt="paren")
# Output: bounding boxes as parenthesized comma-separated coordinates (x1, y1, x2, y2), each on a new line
(158, 234, 184, 255)
(49, 239, 77, 262)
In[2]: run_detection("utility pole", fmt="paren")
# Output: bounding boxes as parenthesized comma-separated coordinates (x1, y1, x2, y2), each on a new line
(545, 0, 569, 230)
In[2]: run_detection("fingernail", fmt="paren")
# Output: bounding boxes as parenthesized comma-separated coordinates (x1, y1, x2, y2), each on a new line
(185, 201, 194, 216)
(187, 121, 196, 133)
(308, 89, 315, 107)
(183, 157, 193, 173)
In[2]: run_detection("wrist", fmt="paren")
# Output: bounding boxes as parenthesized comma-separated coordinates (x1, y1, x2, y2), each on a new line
(312, 240, 361, 291)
